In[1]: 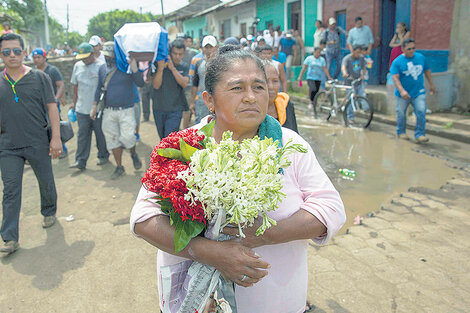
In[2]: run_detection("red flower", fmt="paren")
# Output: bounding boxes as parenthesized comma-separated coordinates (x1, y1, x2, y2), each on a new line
(142, 129, 207, 224)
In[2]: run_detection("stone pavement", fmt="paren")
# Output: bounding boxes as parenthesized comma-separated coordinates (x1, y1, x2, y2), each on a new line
(306, 171, 470, 313)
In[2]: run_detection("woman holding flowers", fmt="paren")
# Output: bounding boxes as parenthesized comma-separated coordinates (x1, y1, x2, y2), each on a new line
(130, 48, 346, 313)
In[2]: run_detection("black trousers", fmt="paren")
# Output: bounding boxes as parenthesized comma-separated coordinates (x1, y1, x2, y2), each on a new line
(307, 79, 322, 102)
(0, 145, 57, 242)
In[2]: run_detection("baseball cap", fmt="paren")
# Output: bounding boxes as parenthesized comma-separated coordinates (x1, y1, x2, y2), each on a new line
(202, 35, 217, 47)
(286, 31, 293, 38)
(240, 38, 247, 45)
(76, 43, 93, 60)
(246, 34, 253, 41)
(102, 41, 115, 58)
(329, 17, 337, 25)
(256, 35, 265, 42)
(32, 48, 47, 58)
(89, 35, 103, 46)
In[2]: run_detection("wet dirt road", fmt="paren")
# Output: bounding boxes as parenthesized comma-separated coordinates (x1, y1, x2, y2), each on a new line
(296, 112, 468, 231)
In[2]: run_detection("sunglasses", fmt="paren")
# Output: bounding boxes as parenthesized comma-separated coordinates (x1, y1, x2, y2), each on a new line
(1, 48, 23, 57)
(405, 47, 416, 51)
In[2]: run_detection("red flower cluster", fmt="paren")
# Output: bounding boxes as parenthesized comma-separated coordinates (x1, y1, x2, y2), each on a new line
(142, 129, 207, 224)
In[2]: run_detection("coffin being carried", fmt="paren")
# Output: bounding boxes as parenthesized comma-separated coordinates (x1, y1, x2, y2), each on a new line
(113, 22, 169, 73)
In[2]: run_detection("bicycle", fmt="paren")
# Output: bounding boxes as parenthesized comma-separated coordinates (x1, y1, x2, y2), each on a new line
(313, 78, 374, 128)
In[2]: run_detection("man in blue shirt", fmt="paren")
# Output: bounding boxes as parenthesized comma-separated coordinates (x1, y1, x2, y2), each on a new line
(279, 31, 297, 81)
(390, 38, 436, 143)
(322, 17, 347, 79)
(347, 17, 374, 55)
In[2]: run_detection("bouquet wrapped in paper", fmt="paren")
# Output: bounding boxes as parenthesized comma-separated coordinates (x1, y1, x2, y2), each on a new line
(141, 120, 306, 313)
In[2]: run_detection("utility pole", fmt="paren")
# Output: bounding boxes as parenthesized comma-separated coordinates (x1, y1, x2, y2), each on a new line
(139, 6, 143, 22)
(43, 0, 50, 48)
(160, 0, 165, 26)
(66, 4, 70, 44)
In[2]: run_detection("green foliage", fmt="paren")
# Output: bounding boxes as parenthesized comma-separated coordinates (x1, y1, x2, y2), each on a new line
(87, 9, 160, 41)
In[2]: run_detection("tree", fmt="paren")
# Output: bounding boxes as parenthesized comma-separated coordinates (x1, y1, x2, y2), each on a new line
(87, 9, 160, 41)
(2, 0, 69, 48)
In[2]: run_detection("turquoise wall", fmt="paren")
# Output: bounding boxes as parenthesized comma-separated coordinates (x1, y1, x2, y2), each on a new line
(256, 0, 284, 31)
(183, 16, 207, 40)
(304, 0, 318, 47)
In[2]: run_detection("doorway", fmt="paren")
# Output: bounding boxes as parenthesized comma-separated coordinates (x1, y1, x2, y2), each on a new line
(379, 0, 396, 84)
(287, 1, 301, 33)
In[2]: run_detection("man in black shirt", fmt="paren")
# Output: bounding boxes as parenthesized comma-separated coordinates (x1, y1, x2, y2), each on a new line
(0, 33, 61, 254)
(32, 47, 69, 158)
(152, 39, 189, 139)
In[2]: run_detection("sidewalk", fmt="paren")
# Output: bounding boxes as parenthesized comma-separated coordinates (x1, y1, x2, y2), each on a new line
(307, 171, 470, 312)
(291, 91, 470, 144)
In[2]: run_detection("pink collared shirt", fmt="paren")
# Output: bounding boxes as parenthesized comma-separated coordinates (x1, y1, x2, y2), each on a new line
(130, 127, 346, 313)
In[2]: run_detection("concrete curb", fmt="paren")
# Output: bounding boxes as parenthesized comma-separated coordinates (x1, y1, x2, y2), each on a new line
(291, 95, 470, 144)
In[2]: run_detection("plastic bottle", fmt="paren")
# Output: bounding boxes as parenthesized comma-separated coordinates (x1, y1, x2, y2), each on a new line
(339, 168, 356, 178)
(67, 108, 77, 122)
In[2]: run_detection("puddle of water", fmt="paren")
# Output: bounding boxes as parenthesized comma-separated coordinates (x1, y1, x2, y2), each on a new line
(298, 122, 459, 231)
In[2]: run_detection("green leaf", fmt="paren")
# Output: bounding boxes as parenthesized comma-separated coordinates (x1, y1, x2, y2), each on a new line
(197, 121, 215, 139)
(157, 148, 184, 161)
(179, 138, 199, 162)
(170, 212, 206, 253)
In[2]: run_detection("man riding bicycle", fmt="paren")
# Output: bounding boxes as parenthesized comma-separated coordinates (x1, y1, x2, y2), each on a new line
(341, 45, 368, 124)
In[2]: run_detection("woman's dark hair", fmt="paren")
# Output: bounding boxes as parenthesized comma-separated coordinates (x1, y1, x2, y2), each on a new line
(402, 38, 415, 48)
(0, 33, 25, 49)
(205, 46, 267, 95)
(316, 20, 323, 27)
(170, 39, 185, 52)
(355, 16, 363, 22)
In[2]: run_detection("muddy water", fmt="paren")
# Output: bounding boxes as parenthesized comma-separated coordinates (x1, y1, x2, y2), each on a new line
(297, 121, 459, 231)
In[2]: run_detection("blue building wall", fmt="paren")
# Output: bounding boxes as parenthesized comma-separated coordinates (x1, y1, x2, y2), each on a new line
(183, 16, 207, 40)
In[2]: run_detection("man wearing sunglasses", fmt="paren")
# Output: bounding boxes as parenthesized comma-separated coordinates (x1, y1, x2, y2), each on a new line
(391, 38, 436, 143)
(0, 33, 61, 255)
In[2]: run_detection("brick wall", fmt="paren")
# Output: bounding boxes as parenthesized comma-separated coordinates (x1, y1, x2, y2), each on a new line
(411, 0, 455, 50)
(322, 0, 380, 47)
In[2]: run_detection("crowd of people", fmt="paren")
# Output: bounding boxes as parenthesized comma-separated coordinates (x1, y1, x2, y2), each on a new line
(0, 12, 440, 312)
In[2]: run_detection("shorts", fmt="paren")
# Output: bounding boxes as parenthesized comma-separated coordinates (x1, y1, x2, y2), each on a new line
(102, 107, 137, 150)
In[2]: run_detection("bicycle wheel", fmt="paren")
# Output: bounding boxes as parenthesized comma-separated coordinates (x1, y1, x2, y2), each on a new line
(313, 91, 333, 120)
(343, 96, 374, 128)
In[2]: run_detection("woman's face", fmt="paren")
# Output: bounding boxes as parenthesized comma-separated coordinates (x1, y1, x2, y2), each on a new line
(396, 24, 404, 33)
(203, 59, 268, 135)
(315, 21, 321, 28)
(266, 65, 280, 105)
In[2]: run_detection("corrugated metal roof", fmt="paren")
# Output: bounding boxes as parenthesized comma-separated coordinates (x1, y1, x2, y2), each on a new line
(166, 0, 222, 20)
(193, 0, 253, 17)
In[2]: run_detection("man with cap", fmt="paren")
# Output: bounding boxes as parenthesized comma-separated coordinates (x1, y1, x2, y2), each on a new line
(190, 35, 218, 124)
(89, 35, 105, 64)
(33, 47, 68, 158)
(0, 33, 61, 254)
(69, 42, 109, 171)
(322, 17, 347, 79)
(90, 41, 144, 180)
(279, 31, 297, 81)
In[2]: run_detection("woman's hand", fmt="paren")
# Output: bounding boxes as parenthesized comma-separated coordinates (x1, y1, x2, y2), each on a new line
(222, 218, 271, 249)
(201, 240, 270, 288)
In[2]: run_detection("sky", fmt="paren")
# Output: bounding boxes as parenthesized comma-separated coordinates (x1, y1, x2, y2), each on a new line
(46, 0, 192, 35)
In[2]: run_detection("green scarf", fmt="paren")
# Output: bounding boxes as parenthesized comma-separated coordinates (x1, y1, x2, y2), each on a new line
(258, 114, 283, 147)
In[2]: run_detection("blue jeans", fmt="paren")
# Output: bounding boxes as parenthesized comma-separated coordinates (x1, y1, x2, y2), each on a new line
(346, 82, 368, 120)
(75, 112, 109, 167)
(395, 94, 427, 139)
(153, 110, 182, 139)
(325, 50, 342, 79)
(0, 145, 57, 242)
